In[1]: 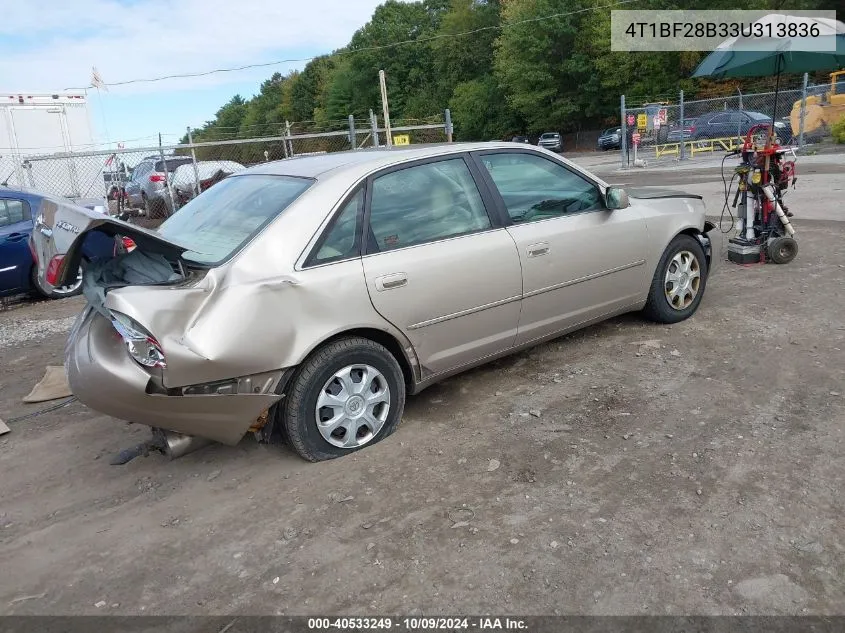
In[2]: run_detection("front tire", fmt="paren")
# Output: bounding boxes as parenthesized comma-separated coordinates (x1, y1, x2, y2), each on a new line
(282, 337, 406, 462)
(642, 235, 708, 324)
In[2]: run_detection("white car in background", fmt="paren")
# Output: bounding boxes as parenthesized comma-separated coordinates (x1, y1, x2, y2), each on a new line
(170, 161, 245, 207)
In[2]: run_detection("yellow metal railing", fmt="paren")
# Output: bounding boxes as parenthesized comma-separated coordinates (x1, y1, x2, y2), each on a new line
(654, 136, 745, 158)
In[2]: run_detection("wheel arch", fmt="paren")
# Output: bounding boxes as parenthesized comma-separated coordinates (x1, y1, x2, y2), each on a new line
(291, 327, 419, 394)
(674, 222, 714, 270)
(28, 253, 90, 298)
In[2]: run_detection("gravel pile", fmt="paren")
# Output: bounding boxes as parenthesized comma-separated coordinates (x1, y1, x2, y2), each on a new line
(0, 315, 78, 349)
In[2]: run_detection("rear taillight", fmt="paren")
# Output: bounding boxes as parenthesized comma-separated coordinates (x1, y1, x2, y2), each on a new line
(109, 311, 166, 369)
(122, 237, 136, 251)
(149, 174, 165, 182)
(46, 255, 65, 286)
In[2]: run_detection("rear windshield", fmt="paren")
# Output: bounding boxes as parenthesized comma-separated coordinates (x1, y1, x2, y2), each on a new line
(157, 174, 313, 265)
(747, 111, 771, 121)
(541, 133, 559, 138)
(154, 158, 193, 172)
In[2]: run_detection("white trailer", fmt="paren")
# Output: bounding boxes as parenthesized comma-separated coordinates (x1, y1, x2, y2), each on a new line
(0, 92, 107, 201)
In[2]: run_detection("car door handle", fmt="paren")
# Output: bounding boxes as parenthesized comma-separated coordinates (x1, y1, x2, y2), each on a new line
(527, 242, 550, 257)
(375, 273, 408, 291)
(6, 232, 28, 242)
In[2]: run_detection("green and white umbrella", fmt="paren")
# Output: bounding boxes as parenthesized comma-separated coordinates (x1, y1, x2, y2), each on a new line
(692, 15, 845, 78)
(692, 15, 845, 144)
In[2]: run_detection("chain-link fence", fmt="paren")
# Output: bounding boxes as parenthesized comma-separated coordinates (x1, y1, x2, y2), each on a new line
(619, 73, 844, 166)
(0, 112, 450, 219)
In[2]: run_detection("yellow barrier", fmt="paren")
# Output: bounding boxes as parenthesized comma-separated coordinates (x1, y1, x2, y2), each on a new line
(654, 136, 745, 158)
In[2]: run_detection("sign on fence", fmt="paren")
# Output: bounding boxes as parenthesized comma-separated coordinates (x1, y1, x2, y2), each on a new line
(632, 132, 641, 145)
(626, 114, 635, 126)
(393, 134, 411, 146)
(636, 114, 648, 129)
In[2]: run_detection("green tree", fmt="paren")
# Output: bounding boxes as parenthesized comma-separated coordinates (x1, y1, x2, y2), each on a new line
(342, 0, 447, 119)
(432, 0, 501, 98)
(449, 74, 513, 140)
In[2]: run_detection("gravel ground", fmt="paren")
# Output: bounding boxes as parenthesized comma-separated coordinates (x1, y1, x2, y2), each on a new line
(0, 314, 77, 348)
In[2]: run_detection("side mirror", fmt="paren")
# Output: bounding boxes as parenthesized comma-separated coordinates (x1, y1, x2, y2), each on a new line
(605, 186, 630, 210)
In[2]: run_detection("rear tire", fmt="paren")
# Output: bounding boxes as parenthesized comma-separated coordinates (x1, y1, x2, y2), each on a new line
(767, 236, 798, 264)
(281, 337, 406, 462)
(31, 262, 84, 299)
(642, 234, 708, 324)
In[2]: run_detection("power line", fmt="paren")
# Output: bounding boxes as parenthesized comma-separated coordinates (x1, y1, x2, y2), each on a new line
(64, 0, 640, 90)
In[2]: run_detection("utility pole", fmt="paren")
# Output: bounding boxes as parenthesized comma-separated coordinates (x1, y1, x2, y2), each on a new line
(798, 72, 809, 148)
(379, 70, 392, 147)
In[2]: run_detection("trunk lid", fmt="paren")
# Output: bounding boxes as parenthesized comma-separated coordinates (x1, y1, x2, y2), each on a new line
(30, 195, 189, 290)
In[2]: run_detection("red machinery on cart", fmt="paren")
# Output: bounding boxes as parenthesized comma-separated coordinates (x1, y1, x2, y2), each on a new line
(726, 123, 798, 265)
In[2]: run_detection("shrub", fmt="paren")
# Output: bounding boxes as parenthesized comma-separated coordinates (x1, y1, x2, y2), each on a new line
(832, 114, 845, 144)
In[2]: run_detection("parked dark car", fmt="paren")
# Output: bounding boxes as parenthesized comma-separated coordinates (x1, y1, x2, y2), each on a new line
(0, 188, 121, 299)
(667, 119, 696, 143)
(689, 110, 780, 140)
(597, 127, 622, 151)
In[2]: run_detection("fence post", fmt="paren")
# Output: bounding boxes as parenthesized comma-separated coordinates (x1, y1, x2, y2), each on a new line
(679, 90, 686, 161)
(348, 115, 357, 150)
(620, 94, 628, 168)
(445, 108, 454, 142)
(158, 133, 176, 216)
(187, 126, 201, 198)
(798, 72, 809, 148)
(370, 109, 379, 147)
(737, 87, 743, 110)
(285, 120, 294, 158)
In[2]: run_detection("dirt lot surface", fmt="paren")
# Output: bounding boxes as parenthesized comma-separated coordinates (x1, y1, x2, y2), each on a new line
(2, 163, 845, 617)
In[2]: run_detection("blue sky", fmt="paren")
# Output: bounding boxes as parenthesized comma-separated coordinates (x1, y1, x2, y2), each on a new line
(1, 0, 386, 149)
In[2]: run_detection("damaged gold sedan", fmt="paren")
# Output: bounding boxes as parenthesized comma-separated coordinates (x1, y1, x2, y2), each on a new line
(31, 143, 713, 461)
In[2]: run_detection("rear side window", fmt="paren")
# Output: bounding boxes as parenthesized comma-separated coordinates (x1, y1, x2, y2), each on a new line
(154, 158, 193, 172)
(309, 189, 364, 265)
(157, 174, 313, 265)
(367, 158, 491, 253)
(0, 199, 30, 227)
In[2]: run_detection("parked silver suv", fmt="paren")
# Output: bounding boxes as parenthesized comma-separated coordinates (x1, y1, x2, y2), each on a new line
(125, 156, 193, 218)
(538, 132, 562, 152)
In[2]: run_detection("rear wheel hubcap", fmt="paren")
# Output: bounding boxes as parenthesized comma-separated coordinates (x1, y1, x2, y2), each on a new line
(315, 364, 390, 449)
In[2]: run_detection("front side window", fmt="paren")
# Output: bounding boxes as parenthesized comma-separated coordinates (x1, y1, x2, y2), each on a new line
(157, 174, 312, 265)
(367, 158, 491, 253)
(478, 152, 602, 223)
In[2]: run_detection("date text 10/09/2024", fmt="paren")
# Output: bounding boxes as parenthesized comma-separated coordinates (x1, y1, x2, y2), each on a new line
(307, 617, 528, 630)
